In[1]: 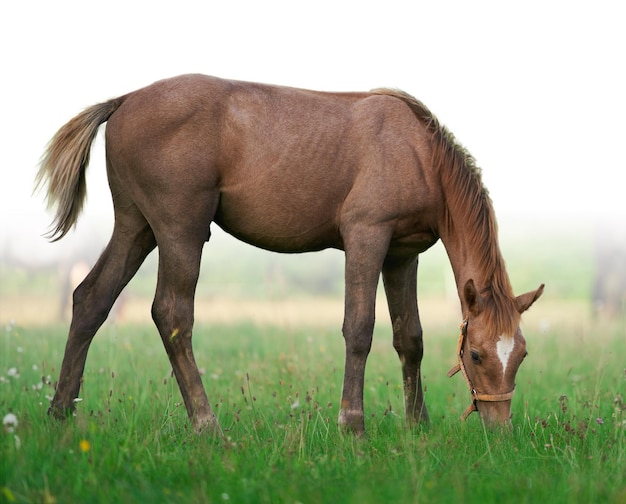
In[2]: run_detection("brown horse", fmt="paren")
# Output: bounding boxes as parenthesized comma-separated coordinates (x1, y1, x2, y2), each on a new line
(37, 74, 543, 435)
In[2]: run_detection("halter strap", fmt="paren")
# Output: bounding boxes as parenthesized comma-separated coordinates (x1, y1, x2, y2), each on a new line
(447, 316, 515, 420)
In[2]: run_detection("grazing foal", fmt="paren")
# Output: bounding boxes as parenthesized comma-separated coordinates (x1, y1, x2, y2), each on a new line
(37, 75, 543, 435)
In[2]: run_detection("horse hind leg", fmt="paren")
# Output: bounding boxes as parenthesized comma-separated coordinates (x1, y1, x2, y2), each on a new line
(382, 255, 429, 426)
(150, 224, 221, 435)
(49, 207, 156, 419)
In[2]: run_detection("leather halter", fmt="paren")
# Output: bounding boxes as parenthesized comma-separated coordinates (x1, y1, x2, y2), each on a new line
(447, 317, 515, 420)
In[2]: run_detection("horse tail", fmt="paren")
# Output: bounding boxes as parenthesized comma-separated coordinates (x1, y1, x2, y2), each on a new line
(35, 96, 128, 241)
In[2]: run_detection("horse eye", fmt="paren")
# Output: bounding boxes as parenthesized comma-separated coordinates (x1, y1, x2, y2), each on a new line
(470, 350, 481, 364)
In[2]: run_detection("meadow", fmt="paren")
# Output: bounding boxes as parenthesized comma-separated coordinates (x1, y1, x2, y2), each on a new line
(1, 223, 625, 503)
(2, 311, 624, 503)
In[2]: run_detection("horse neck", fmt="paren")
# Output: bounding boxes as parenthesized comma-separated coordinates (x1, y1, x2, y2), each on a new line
(437, 191, 514, 315)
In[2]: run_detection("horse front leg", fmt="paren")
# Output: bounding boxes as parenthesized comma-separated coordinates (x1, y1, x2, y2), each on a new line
(338, 229, 390, 436)
(382, 255, 429, 426)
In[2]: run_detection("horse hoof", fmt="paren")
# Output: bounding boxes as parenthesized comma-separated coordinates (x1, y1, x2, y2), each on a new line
(338, 409, 366, 437)
(193, 415, 224, 438)
(47, 403, 74, 420)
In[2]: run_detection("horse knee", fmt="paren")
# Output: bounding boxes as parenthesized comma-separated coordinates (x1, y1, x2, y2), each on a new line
(342, 316, 375, 356)
(393, 326, 424, 363)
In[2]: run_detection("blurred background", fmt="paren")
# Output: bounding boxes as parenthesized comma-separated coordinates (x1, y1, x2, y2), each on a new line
(1, 1, 624, 331)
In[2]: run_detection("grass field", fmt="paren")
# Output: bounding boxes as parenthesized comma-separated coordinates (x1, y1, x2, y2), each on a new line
(1, 305, 624, 503)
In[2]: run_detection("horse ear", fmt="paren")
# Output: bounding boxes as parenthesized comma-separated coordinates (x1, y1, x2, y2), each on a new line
(516, 284, 545, 313)
(463, 279, 484, 315)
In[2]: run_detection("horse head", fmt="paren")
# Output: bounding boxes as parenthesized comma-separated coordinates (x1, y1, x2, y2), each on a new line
(449, 280, 545, 427)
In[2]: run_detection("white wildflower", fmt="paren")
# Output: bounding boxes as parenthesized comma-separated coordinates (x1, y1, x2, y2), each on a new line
(3, 413, 18, 433)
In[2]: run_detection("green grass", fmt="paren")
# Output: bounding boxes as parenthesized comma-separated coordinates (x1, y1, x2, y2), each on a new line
(1, 317, 625, 503)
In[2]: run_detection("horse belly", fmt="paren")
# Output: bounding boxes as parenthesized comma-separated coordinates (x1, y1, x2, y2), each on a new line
(214, 190, 342, 253)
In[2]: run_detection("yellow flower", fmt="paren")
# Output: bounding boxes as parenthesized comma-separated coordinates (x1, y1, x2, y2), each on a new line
(79, 439, 91, 453)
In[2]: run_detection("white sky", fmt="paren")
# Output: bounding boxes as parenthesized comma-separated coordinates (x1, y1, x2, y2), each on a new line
(1, 1, 624, 263)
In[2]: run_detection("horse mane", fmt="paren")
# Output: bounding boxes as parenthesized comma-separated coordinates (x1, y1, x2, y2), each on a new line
(371, 88, 519, 336)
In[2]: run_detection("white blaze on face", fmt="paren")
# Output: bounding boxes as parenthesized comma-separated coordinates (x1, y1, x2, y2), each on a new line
(496, 335, 515, 376)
